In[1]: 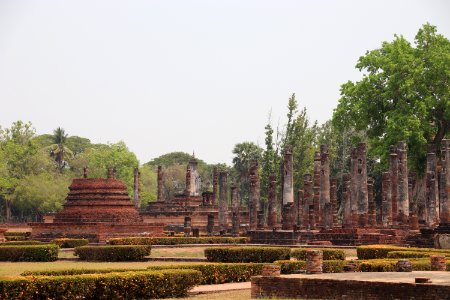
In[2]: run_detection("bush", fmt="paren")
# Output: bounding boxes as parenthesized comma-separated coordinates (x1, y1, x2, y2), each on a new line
(356, 259, 450, 272)
(274, 260, 346, 274)
(291, 248, 345, 260)
(51, 238, 89, 248)
(108, 236, 248, 245)
(357, 245, 450, 259)
(205, 247, 290, 263)
(1, 269, 201, 299)
(386, 251, 450, 259)
(148, 263, 265, 284)
(0, 245, 58, 262)
(21, 268, 145, 276)
(4, 232, 30, 237)
(74, 245, 151, 261)
(0, 241, 43, 246)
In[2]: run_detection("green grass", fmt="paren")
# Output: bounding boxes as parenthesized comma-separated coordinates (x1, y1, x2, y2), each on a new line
(0, 261, 204, 277)
(151, 247, 206, 258)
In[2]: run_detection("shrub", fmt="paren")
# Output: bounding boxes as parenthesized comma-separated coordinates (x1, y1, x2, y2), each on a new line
(148, 263, 265, 284)
(357, 245, 450, 259)
(4, 236, 26, 241)
(0, 241, 43, 246)
(291, 248, 345, 260)
(1, 269, 201, 299)
(204, 247, 290, 263)
(386, 251, 450, 259)
(4, 232, 30, 237)
(21, 268, 145, 276)
(51, 238, 89, 248)
(356, 259, 450, 272)
(0, 245, 58, 262)
(108, 236, 248, 245)
(74, 245, 151, 261)
(274, 260, 346, 274)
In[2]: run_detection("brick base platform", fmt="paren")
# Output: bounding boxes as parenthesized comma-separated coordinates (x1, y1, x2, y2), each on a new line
(251, 272, 450, 299)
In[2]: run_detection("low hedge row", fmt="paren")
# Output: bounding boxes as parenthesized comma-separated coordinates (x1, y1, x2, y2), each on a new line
(74, 245, 151, 261)
(21, 268, 145, 276)
(357, 245, 450, 259)
(273, 260, 346, 274)
(355, 258, 450, 272)
(108, 236, 248, 245)
(1, 269, 201, 299)
(0, 245, 58, 261)
(4, 232, 30, 237)
(4, 236, 27, 241)
(204, 247, 290, 263)
(0, 241, 43, 246)
(147, 263, 265, 284)
(291, 248, 345, 260)
(51, 238, 89, 248)
(386, 251, 450, 259)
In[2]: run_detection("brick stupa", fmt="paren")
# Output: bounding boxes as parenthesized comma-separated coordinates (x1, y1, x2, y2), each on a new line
(30, 175, 164, 242)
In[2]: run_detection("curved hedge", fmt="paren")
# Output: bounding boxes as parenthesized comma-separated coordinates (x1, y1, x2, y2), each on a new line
(204, 247, 290, 263)
(108, 236, 248, 245)
(51, 238, 89, 248)
(1, 269, 201, 299)
(291, 248, 345, 260)
(0, 241, 43, 246)
(0, 245, 58, 262)
(74, 245, 151, 261)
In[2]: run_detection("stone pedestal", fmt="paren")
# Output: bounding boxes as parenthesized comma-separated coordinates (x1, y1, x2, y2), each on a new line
(430, 255, 446, 271)
(306, 250, 323, 274)
(395, 259, 412, 272)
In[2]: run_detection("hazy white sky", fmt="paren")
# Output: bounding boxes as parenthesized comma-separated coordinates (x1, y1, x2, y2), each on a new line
(0, 0, 448, 165)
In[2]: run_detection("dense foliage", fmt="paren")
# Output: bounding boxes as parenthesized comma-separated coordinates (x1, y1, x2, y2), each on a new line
(74, 245, 151, 261)
(204, 247, 291, 263)
(0, 244, 58, 261)
(51, 238, 89, 248)
(108, 236, 248, 245)
(290, 248, 346, 260)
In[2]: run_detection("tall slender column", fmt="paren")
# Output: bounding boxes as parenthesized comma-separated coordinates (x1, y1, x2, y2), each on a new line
(350, 148, 358, 227)
(157, 166, 165, 202)
(342, 173, 352, 228)
(440, 139, 450, 223)
(426, 171, 438, 227)
(303, 174, 313, 229)
(389, 146, 398, 225)
(397, 141, 409, 225)
(330, 179, 338, 228)
(133, 167, 141, 209)
(313, 151, 321, 228)
(231, 185, 240, 234)
(212, 167, 218, 206)
(267, 175, 278, 227)
(355, 143, 368, 227)
(320, 145, 330, 228)
(409, 172, 419, 229)
(249, 160, 259, 230)
(218, 172, 228, 232)
(185, 165, 192, 196)
(382, 172, 392, 227)
(282, 146, 295, 230)
(427, 148, 439, 226)
(297, 190, 304, 227)
(368, 177, 376, 227)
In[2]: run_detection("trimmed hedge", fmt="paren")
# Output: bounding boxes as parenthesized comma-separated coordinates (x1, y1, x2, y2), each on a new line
(356, 259, 450, 272)
(148, 263, 265, 284)
(21, 268, 145, 276)
(0, 245, 58, 261)
(51, 238, 89, 248)
(4, 232, 30, 237)
(1, 269, 201, 299)
(0, 241, 43, 246)
(205, 247, 290, 263)
(4, 236, 26, 241)
(386, 251, 450, 259)
(74, 245, 151, 261)
(108, 236, 248, 245)
(291, 248, 345, 260)
(274, 260, 346, 274)
(357, 245, 450, 259)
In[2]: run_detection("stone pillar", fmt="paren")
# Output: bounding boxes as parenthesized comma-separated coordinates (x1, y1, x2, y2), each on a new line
(282, 146, 294, 205)
(185, 165, 192, 196)
(184, 216, 191, 237)
(257, 211, 265, 229)
(426, 171, 438, 227)
(330, 179, 338, 228)
(427, 147, 439, 225)
(368, 177, 376, 227)
(231, 186, 240, 234)
(409, 173, 419, 230)
(313, 151, 321, 228)
(207, 214, 214, 235)
(218, 172, 228, 232)
(355, 143, 368, 227)
(381, 172, 392, 227)
(249, 160, 260, 230)
(297, 189, 304, 227)
(390, 145, 398, 225)
(83, 167, 88, 178)
(133, 167, 141, 209)
(440, 139, 450, 224)
(397, 141, 409, 225)
(319, 145, 330, 228)
(267, 175, 278, 227)
(157, 166, 165, 202)
(350, 148, 358, 227)
(306, 250, 323, 274)
(212, 167, 218, 206)
(303, 174, 313, 229)
(342, 173, 352, 228)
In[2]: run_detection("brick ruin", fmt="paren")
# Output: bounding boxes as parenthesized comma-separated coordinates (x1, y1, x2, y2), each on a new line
(30, 168, 164, 242)
(142, 154, 249, 234)
(250, 139, 450, 247)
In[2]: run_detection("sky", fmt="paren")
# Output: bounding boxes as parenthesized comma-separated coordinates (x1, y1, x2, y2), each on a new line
(0, 0, 449, 165)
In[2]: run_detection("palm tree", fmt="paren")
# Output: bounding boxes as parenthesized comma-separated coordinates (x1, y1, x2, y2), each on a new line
(49, 127, 73, 170)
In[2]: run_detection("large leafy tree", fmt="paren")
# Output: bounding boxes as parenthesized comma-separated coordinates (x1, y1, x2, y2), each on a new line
(333, 23, 450, 173)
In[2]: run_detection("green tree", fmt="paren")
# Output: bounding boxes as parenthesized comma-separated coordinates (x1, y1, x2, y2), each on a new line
(231, 142, 263, 205)
(49, 127, 74, 171)
(333, 23, 450, 173)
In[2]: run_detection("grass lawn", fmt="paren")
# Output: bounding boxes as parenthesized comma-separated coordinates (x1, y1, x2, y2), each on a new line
(151, 247, 206, 258)
(164, 290, 251, 300)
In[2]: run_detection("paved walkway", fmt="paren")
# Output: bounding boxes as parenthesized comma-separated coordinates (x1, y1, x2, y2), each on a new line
(190, 282, 251, 294)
